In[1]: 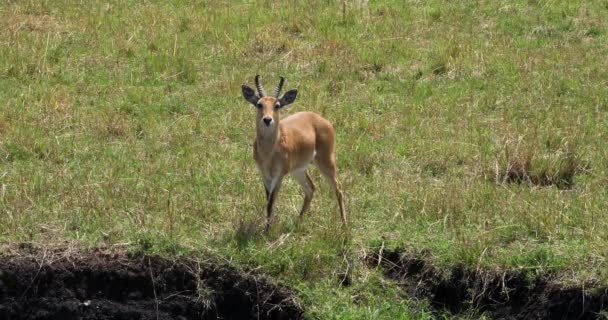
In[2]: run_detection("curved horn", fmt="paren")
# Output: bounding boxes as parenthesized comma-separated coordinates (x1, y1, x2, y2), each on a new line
(255, 75, 266, 97)
(272, 76, 285, 98)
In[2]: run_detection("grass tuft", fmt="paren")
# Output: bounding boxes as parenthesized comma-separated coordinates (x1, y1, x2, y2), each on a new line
(495, 136, 587, 189)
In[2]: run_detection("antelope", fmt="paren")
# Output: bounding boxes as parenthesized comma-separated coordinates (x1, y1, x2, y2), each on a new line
(241, 75, 347, 231)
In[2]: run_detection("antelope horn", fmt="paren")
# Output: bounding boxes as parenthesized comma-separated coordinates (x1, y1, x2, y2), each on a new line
(255, 75, 266, 97)
(273, 76, 285, 98)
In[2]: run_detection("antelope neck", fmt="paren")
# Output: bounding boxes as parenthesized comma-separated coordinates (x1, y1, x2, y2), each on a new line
(256, 121, 280, 155)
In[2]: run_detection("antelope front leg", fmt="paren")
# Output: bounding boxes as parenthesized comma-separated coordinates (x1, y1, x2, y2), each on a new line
(264, 176, 283, 232)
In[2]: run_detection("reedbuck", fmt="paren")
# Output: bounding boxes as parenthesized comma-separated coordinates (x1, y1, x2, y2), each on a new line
(241, 75, 347, 231)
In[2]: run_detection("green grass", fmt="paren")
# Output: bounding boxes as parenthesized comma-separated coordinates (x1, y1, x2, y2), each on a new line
(1, 0, 608, 318)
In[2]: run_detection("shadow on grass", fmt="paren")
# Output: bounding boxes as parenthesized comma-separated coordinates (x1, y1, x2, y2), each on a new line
(235, 216, 263, 250)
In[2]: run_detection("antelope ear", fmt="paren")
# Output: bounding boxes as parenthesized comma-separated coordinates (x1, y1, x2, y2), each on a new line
(242, 85, 259, 105)
(279, 89, 297, 107)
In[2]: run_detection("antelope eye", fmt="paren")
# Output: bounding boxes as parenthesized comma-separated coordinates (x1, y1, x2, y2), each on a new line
(256, 103, 263, 109)
(274, 103, 281, 109)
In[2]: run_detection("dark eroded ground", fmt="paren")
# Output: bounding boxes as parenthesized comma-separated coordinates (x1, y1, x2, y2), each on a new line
(0, 248, 302, 320)
(371, 249, 608, 320)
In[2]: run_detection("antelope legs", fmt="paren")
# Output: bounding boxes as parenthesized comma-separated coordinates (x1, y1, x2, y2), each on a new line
(262, 163, 346, 231)
(315, 158, 347, 228)
(263, 176, 283, 232)
(292, 169, 315, 218)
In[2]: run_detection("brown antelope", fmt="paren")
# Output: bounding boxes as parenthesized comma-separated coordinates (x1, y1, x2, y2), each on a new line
(241, 75, 347, 231)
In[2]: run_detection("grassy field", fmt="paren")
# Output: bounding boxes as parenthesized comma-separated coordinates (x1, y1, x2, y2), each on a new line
(1, 0, 608, 318)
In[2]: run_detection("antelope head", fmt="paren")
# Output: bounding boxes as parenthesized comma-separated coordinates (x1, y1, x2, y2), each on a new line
(242, 75, 298, 131)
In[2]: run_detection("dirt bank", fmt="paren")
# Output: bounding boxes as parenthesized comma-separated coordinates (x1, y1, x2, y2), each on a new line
(0, 247, 302, 320)
(370, 249, 608, 319)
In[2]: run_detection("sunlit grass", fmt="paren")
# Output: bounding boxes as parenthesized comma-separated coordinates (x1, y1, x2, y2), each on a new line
(1, 0, 608, 318)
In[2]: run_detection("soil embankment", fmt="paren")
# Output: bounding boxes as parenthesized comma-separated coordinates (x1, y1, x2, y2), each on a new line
(371, 249, 608, 319)
(0, 247, 302, 320)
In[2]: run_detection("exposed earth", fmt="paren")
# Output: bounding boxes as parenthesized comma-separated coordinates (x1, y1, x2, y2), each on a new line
(0, 246, 302, 320)
(2, 245, 607, 319)
(370, 249, 608, 320)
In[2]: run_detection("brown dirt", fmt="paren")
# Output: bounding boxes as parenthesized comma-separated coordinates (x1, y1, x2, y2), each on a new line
(0, 247, 302, 320)
(371, 249, 608, 319)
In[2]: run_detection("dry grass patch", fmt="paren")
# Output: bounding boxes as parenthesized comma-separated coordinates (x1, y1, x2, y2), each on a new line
(494, 136, 589, 189)
(0, 12, 68, 35)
